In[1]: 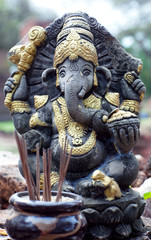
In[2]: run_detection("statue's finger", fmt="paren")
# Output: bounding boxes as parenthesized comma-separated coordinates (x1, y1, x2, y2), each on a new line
(112, 129, 121, 146)
(3, 86, 13, 95)
(127, 126, 134, 145)
(134, 82, 145, 92)
(131, 79, 140, 87)
(138, 86, 146, 94)
(119, 128, 128, 145)
(134, 124, 140, 142)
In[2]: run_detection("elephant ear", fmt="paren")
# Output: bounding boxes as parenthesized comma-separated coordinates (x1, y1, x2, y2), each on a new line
(94, 66, 112, 97)
(42, 68, 60, 100)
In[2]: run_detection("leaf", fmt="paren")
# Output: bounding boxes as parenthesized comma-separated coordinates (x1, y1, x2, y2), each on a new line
(143, 192, 151, 200)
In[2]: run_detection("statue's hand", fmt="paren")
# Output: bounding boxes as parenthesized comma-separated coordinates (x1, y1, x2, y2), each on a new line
(3, 77, 16, 96)
(75, 179, 104, 198)
(131, 77, 146, 96)
(24, 130, 43, 151)
(121, 73, 146, 101)
(4, 75, 28, 101)
(52, 182, 75, 193)
(112, 123, 140, 154)
(92, 109, 109, 132)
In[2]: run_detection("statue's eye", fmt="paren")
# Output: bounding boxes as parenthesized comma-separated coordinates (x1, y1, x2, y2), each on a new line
(82, 69, 91, 76)
(59, 69, 66, 78)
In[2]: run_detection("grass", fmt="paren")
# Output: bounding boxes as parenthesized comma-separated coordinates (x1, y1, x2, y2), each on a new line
(0, 121, 17, 153)
(0, 144, 18, 153)
(0, 121, 15, 133)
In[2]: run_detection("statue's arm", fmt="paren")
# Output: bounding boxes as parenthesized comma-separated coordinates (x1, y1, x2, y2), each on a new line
(24, 96, 52, 151)
(120, 72, 146, 115)
(103, 91, 140, 154)
(4, 74, 32, 134)
(4, 74, 52, 150)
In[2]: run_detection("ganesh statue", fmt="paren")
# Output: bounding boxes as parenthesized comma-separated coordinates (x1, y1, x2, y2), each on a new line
(4, 12, 146, 239)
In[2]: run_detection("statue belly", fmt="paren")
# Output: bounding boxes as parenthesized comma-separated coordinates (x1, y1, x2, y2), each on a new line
(51, 137, 107, 173)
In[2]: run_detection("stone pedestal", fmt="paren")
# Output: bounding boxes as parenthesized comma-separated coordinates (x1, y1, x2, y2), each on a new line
(81, 188, 145, 239)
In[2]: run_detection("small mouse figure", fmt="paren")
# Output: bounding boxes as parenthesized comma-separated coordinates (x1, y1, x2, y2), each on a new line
(91, 170, 122, 201)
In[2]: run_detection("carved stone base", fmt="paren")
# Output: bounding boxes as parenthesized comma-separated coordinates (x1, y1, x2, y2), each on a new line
(81, 188, 145, 239)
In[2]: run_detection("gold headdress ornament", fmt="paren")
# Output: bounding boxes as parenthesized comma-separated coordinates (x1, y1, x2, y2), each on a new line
(53, 14, 99, 87)
(53, 29, 98, 68)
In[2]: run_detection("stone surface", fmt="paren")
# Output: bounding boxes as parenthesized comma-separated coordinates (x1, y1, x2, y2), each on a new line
(126, 217, 151, 240)
(143, 199, 151, 218)
(144, 156, 151, 178)
(0, 208, 11, 228)
(0, 151, 26, 208)
(132, 170, 147, 188)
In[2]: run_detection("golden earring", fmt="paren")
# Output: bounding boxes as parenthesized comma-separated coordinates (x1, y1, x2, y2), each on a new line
(94, 69, 98, 87)
(56, 68, 59, 87)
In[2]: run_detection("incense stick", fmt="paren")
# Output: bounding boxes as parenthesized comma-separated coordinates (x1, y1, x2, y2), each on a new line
(56, 139, 72, 202)
(15, 131, 72, 202)
(36, 143, 40, 200)
(15, 132, 35, 200)
(43, 149, 47, 201)
(47, 148, 52, 201)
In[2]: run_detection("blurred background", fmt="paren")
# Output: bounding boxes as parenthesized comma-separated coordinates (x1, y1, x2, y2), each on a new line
(0, 0, 151, 158)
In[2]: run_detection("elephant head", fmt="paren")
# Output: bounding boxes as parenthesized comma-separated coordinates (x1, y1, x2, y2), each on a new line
(42, 24, 111, 131)
(42, 57, 111, 131)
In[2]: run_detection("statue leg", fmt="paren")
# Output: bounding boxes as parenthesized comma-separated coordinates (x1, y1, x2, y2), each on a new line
(100, 152, 139, 188)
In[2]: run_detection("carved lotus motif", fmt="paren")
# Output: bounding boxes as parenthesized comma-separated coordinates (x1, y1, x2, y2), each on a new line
(99, 206, 124, 224)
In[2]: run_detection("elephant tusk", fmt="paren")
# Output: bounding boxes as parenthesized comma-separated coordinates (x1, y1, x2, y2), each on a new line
(78, 87, 86, 99)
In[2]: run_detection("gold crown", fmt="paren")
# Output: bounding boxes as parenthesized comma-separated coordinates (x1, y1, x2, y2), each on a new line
(53, 29, 98, 68)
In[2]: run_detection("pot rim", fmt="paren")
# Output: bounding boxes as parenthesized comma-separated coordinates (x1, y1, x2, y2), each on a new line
(9, 190, 83, 214)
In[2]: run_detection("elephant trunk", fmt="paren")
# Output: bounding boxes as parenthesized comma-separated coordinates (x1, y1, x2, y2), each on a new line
(64, 78, 98, 127)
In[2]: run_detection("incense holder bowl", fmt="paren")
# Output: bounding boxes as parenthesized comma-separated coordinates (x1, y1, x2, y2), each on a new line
(5, 191, 87, 240)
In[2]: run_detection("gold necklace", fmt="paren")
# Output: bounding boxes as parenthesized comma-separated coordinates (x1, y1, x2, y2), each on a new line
(52, 96, 97, 155)
(58, 97, 88, 146)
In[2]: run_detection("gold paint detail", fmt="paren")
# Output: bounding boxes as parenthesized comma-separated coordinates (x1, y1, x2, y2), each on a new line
(63, 19, 91, 30)
(54, 29, 98, 68)
(57, 27, 94, 42)
(105, 92, 120, 107)
(56, 68, 59, 87)
(124, 71, 136, 84)
(29, 112, 49, 128)
(83, 94, 101, 109)
(40, 171, 59, 189)
(107, 109, 137, 123)
(52, 96, 97, 155)
(4, 71, 24, 110)
(91, 170, 122, 201)
(102, 115, 108, 123)
(11, 101, 31, 113)
(137, 64, 143, 74)
(93, 69, 98, 87)
(120, 100, 140, 114)
(4, 26, 47, 109)
(140, 92, 144, 101)
(34, 95, 49, 110)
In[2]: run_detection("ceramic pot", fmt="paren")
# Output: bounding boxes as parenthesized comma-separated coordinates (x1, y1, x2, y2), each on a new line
(5, 191, 87, 240)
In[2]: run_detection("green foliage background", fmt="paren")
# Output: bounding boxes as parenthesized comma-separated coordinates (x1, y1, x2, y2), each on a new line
(112, 0, 151, 97)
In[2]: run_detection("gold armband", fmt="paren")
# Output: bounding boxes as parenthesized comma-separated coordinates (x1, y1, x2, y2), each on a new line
(34, 95, 49, 110)
(120, 100, 140, 114)
(105, 92, 120, 107)
(40, 171, 60, 189)
(11, 101, 31, 113)
(29, 112, 49, 127)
